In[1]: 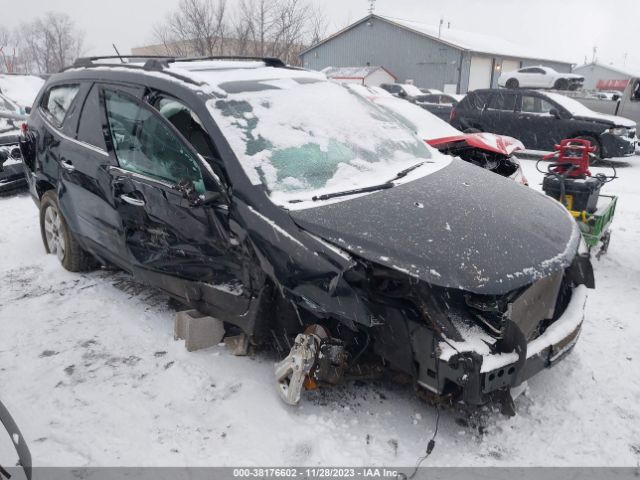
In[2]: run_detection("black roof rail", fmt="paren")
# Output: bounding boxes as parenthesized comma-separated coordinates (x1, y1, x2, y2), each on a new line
(61, 55, 289, 85)
(71, 55, 176, 68)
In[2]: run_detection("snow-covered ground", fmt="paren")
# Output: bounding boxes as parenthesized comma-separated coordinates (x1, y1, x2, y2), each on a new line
(1, 156, 639, 467)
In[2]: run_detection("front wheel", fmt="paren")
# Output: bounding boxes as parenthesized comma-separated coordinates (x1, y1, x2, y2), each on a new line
(574, 135, 602, 165)
(554, 78, 569, 90)
(40, 191, 96, 272)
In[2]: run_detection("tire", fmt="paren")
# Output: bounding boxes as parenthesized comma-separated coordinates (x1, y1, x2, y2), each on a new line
(39, 191, 96, 272)
(573, 135, 602, 165)
(554, 78, 569, 90)
(505, 78, 519, 89)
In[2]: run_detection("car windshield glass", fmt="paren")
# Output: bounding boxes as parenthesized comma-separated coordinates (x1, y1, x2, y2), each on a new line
(209, 78, 447, 206)
(544, 92, 595, 116)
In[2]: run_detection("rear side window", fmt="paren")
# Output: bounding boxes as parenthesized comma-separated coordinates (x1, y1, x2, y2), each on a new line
(104, 89, 205, 193)
(77, 84, 107, 150)
(41, 84, 80, 126)
(467, 91, 491, 110)
(488, 92, 517, 111)
(422, 94, 440, 104)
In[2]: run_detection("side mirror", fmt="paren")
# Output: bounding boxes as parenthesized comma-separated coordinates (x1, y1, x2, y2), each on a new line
(398, 90, 407, 98)
(175, 178, 221, 207)
(24, 106, 31, 115)
(549, 108, 561, 119)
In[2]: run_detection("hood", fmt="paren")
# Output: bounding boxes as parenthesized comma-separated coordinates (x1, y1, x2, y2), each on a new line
(290, 159, 579, 295)
(428, 133, 524, 156)
(573, 112, 636, 128)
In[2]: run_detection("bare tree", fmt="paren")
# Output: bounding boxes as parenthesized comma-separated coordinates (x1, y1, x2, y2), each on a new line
(152, 0, 328, 66)
(307, 4, 329, 46)
(0, 26, 21, 73)
(153, 0, 229, 57)
(20, 12, 84, 73)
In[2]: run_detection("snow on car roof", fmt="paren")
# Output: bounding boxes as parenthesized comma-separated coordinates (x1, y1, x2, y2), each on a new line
(377, 16, 573, 64)
(0, 74, 46, 107)
(166, 63, 326, 92)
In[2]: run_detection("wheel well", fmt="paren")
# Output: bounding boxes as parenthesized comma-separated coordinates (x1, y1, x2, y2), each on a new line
(35, 180, 55, 200)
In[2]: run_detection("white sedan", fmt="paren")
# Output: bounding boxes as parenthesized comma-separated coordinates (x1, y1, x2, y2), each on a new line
(498, 66, 584, 91)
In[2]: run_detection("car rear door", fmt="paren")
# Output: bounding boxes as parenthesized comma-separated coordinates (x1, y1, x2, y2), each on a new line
(102, 86, 250, 316)
(55, 81, 135, 268)
(482, 91, 519, 136)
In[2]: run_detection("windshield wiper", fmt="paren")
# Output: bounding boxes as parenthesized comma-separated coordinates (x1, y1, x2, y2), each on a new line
(306, 162, 430, 202)
(311, 182, 394, 201)
(389, 161, 428, 182)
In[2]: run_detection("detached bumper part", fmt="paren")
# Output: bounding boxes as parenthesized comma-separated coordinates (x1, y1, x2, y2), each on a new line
(429, 285, 588, 404)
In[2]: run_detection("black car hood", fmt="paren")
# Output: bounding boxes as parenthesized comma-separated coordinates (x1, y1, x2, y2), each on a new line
(290, 159, 580, 295)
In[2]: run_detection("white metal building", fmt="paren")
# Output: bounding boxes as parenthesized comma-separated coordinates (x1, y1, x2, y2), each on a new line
(301, 15, 574, 93)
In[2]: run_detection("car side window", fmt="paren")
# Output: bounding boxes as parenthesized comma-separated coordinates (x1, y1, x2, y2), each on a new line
(76, 84, 107, 150)
(41, 84, 80, 126)
(152, 95, 219, 160)
(487, 93, 516, 111)
(521, 95, 555, 114)
(470, 92, 491, 110)
(440, 95, 455, 105)
(423, 94, 440, 104)
(632, 80, 640, 101)
(104, 89, 205, 193)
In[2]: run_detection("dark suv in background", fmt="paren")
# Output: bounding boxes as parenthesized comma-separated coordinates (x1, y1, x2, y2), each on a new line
(19, 56, 592, 408)
(451, 88, 637, 159)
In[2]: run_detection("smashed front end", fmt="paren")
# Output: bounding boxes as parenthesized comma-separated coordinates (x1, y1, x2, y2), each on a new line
(283, 160, 592, 407)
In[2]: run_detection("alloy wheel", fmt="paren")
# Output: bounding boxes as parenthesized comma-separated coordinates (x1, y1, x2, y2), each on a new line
(44, 204, 66, 261)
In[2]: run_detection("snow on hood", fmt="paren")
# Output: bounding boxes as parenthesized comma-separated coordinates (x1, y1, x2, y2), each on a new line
(546, 92, 636, 128)
(290, 159, 580, 295)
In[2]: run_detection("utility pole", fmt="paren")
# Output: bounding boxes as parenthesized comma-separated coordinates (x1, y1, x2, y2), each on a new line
(438, 18, 444, 38)
(368, 0, 376, 14)
(591, 46, 597, 64)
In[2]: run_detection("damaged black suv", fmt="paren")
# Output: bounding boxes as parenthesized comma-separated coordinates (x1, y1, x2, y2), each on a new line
(20, 56, 594, 409)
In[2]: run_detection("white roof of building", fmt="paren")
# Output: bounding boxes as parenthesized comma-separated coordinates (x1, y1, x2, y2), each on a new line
(301, 15, 574, 65)
(573, 62, 640, 79)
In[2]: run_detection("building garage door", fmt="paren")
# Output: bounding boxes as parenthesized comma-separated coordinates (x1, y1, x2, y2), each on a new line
(502, 59, 521, 75)
(468, 56, 493, 92)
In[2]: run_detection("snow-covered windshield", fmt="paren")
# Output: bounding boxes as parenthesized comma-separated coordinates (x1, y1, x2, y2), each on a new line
(545, 92, 598, 117)
(209, 77, 448, 206)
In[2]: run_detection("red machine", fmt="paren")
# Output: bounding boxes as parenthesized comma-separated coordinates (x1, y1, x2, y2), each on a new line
(542, 138, 595, 178)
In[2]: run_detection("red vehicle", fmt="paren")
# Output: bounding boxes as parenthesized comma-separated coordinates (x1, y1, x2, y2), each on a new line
(348, 84, 528, 185)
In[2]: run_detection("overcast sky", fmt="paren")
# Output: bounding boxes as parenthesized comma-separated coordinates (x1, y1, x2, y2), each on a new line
(5, 0, 640, 72)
